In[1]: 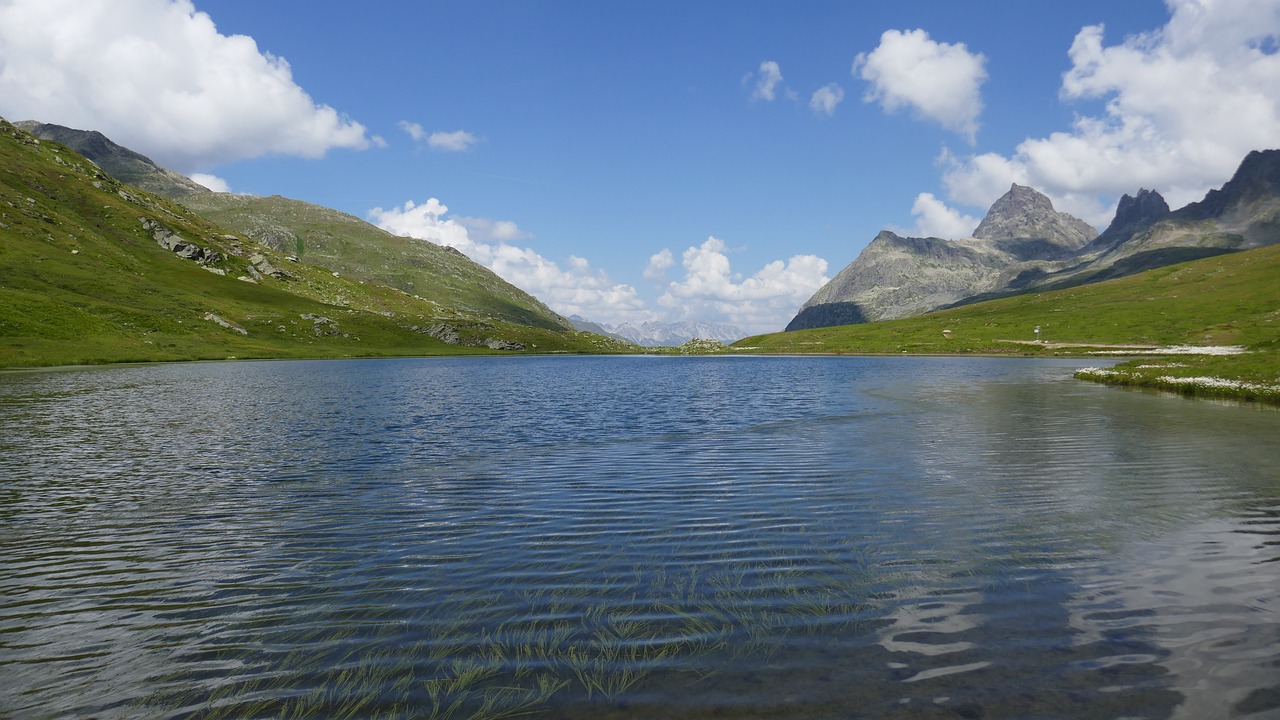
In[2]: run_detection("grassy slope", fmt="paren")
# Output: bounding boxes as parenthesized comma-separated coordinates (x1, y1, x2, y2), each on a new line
(177, 192, 573, 331)
(0, 120, 624, 369)
(736, 244, 1280, 401)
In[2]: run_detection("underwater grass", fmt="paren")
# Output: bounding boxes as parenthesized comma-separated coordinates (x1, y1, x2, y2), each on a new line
(140, 530, 921, 719)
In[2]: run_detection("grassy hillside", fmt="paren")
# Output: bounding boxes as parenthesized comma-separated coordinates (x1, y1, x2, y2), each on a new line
(736, 243, 1280, 400)
(176, 192, 574, 332)
(0, 119, 626, 368)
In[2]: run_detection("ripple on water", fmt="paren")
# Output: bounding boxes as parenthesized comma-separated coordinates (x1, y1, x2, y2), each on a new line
(1, 356, 1278, 719)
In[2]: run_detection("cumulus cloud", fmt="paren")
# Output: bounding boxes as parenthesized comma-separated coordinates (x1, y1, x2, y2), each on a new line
(809, 83, 845, 116)
(189, 173, 231, 193)
(368, 199, 653, 326)
(905, 192, 981, 239)
(643, 249, 675, 281)
(747, 60, 787, 101)
(940, 0, 1280, 225)
(427, 130, 479, 152)
(0, 0, 372, 173)
(855, 29, 987, 143)
(656, 237, 829, 334)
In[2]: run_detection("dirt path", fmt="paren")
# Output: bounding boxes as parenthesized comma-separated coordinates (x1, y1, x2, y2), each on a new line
(996, 340, 1160, 350)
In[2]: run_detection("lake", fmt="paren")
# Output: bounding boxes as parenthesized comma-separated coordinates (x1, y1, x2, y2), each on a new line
(1, 356, 1277, 719)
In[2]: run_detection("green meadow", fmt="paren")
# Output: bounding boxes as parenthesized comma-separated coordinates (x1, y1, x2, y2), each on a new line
(734, 243, 1280, 403)
(0, 120, 627, 368)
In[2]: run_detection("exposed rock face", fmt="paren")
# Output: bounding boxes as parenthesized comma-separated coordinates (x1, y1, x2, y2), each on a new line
(789, 149, 1280, 332)
(788, 186, 1097, 331)
(973, 183, 1096, 250)
(1044, 149, 1280, 287)
(1176, 149, 1280, 222)
(142, 218, 222, 265)
(1082, 189, 1171, 254)
(248, 253, 292, 280)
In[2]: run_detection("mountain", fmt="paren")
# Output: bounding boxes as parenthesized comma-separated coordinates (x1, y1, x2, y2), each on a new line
(17, 120, 574, 334)
(0, 118, 620, 368)
(788, 184, 1094, 330)
(13, 120, 209, 197)
(789, 151, 1280, 331)
(602, 320, 746, 346)
(972, 183, 1097, 248)
(740, 240, 1280, 358)
(1078, 188, 1171, 255)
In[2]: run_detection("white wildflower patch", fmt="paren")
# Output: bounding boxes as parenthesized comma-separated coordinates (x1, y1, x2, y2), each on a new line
(1074, 367, 1127, 378)
(1074, 366, 1280, 401)
(1155, 376, 1280, 393)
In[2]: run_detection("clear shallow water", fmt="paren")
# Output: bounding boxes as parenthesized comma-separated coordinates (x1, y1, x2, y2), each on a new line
(1, 355, 1277, 719)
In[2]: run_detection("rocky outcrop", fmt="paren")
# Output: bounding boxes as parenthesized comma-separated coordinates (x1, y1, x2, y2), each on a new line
(248, 253, 292, 280)
(142, 218, 222, 265)
(203, 312, 247, 335)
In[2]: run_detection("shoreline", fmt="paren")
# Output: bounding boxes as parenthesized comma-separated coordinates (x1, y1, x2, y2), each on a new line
(6, 346, 1275, 408)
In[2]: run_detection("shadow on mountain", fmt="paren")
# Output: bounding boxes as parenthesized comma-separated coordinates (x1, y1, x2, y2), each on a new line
(785, 302, 870, 331)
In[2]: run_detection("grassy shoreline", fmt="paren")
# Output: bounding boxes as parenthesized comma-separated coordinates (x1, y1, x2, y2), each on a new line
(1073, 353, 1280, 404)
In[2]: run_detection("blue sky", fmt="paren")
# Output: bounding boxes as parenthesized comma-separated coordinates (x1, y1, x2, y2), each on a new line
(2, 1, 1278, 333)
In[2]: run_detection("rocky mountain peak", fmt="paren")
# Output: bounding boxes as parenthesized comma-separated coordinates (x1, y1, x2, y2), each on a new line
(1079, 188, 1171, 255)
(972, 183, 1097, 249)
(1114, 188, 1170, 226)
(1176, 149, 1280, 221)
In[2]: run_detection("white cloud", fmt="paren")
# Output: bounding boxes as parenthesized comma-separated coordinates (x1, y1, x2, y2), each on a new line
(0, 0, 372, 173)
(397, 120, 427, 142)
(748, 60, 786, 102)
(809, 83, 845, 116)
(657, 237, 829, 334)
(454, 216, 533, 242)
(940, 0, 1280, 225)
(643, 248, 674, 281)
(188, 173, 231, 193)
(368, 198, 653, 326)
(906, 192, 980, 239)
(854, 29, 987, 143)
(427, 130, 479, 152)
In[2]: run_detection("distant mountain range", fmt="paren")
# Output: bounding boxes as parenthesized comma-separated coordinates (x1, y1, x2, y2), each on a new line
(569, 316, 745, 346)
(788, 150, 1280, 331)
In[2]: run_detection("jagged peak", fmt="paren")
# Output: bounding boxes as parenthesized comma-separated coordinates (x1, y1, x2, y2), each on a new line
(971, 183, 1096, 248)
(1176, 149, 1280, 220)
(1111, 188, 1170, 227)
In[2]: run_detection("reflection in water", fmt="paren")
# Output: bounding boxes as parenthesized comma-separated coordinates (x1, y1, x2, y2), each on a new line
(0, 356, 1277, 719)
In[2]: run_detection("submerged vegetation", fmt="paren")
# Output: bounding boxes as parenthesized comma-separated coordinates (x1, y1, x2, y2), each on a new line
(143, 543, 889, 719)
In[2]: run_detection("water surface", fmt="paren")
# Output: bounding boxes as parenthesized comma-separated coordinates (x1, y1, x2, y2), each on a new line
(1, 356, 1277, 719)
